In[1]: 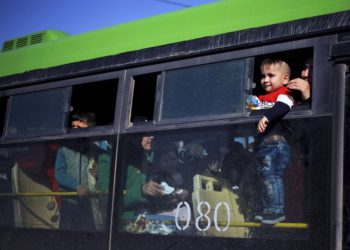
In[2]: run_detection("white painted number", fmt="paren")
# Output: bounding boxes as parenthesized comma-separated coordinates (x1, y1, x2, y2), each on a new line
(175, 201, 232, 232)
(214, 202, 230, 232)
(195, 201, 211, 231)
(175, 201, 191, 230)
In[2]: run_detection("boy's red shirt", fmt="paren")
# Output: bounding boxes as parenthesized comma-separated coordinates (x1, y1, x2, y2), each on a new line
(258, 86, 293, 102)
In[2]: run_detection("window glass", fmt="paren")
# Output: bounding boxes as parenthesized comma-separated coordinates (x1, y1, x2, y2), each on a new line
(0, 136, 114, 232)
(6, 88, 69, 138)
(115, 116, 331, 249)
(160, 59, 248, 120)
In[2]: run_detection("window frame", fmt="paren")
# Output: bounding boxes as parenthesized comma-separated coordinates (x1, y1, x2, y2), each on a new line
(0, 71, 125, 144)
(121, 36, 331, 133)
(154, 58, 254, 124)
(4, 87, 71, 139)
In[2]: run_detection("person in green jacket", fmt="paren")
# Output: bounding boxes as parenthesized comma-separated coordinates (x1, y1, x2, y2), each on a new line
(122, 136, 164, 217)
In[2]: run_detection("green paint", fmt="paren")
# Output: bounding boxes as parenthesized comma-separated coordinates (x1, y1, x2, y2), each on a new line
(0, 0, 349, 77)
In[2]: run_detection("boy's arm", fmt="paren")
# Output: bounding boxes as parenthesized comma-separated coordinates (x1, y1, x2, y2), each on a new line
(258, 116, 269, 133)
(264, 97, 292, 121)
(258, 94, 293, 133)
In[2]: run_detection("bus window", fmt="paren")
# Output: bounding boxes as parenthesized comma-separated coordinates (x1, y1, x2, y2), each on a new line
(70, 79, 118, 126)
(0, 97, 8, 136)
(159, 59, 249, 121)
(130, 73, 158, 124)
(115, 116, 330, 242)
(0, 136, 114, 231)
(6, 88, 69, 138)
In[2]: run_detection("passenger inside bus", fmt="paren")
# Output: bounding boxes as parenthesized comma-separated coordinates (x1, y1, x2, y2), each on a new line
(288, 57, 312, 105)
(122, 135, 158, 218)
(121, 135, 216, 233)
(54, 112, 98, 231)
(150, 141, 189, 210)
(122, 136, 189, 211)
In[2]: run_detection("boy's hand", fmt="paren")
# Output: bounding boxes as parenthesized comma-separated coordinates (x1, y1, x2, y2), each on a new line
(258, 116, 269, 133)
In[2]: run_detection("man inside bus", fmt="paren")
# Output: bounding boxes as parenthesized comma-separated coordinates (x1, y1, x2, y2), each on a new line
(54, 112, 97, 231)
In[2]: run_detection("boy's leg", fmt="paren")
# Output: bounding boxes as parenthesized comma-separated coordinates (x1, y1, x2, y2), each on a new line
(255, 140, 291, 223)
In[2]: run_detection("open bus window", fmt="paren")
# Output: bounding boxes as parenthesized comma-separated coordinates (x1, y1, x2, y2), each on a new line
(0, 136, 114, 231)
(160, 59, 249, 120)
(5, 88, 69, 138)
(0, 96, 8, 136)
(70, 79, 118, 127)
(251, 49, 313, 111)
(130, 73, 158, 124)
(115, 116, 331, 243)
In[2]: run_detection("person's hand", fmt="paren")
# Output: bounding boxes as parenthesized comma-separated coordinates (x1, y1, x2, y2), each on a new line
(76, 185, 88, 197)
(187, 144, 206, 159)
(142, 180, 164, 197)
(208, 160, 221, 174)
(288, 78, 311, 100)
(257, 116, 269, 133)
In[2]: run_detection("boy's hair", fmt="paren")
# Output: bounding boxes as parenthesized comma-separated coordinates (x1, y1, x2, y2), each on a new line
(71, 112, 96, 126)
(260, 57, 291, 76)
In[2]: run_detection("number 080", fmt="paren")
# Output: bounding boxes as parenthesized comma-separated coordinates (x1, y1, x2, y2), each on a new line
(175, 201, 230, 232)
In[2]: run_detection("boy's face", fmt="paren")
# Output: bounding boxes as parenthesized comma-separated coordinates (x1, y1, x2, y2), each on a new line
(71, 119, 89, 128)
(260, 64, 289, 93)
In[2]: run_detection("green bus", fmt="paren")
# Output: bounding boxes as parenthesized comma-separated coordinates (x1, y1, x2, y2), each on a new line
(0, 0, 349, 249)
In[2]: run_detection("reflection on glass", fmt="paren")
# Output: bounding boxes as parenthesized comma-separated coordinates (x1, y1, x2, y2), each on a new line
(0, 137, 113, 232)
(117, 117, 331, 239)
(161, 59, 247, 120)
(6, 88, 69, 137)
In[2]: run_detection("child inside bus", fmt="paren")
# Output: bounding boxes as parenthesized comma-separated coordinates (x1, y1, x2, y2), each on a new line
(252, 58, 293, 224)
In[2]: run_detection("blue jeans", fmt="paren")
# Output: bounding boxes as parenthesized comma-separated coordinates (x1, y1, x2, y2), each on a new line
(255, 140, 291, 214)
